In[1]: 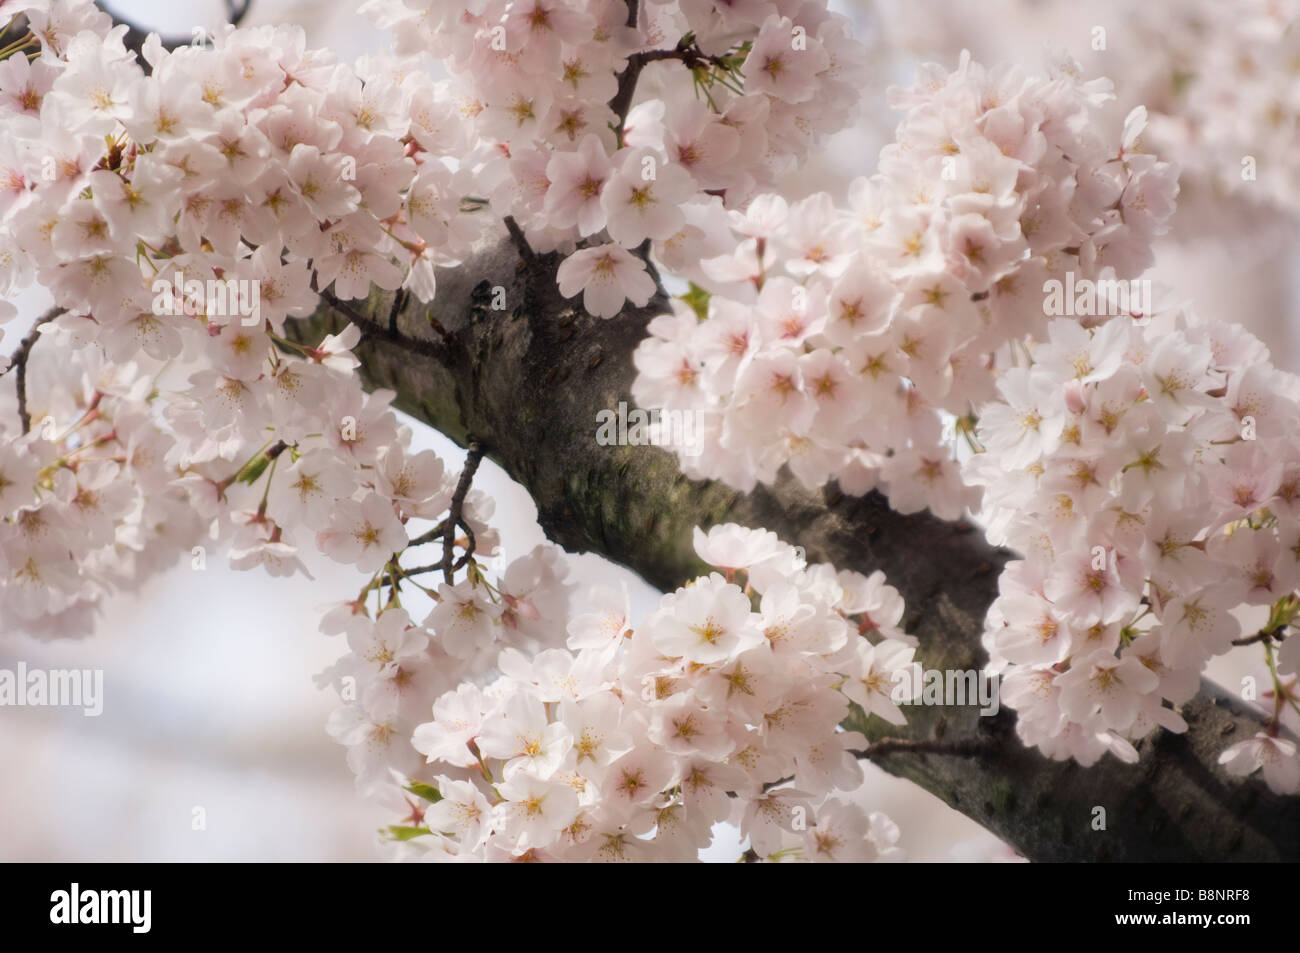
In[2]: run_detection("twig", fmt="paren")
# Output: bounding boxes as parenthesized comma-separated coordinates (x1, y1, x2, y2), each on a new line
(395, 562, 441, 579)
(225, 0, 252, 26)
(609, 41, 737, 135)
(458, 517, 477, 566)
(1232, 630, 1277, 647)
(407, 519, 449, 549)
(1232, 624, 1284, 647)
(442, 442, 484, 584)
(319, 288, 451, 366)
(502, 216, 536, 268)
(854, 738, 994, 760)
(4, 306, 63, 435)
(11, 327, 37, 435)
(387, 287, 408, 335)
(425, 314, 453, 343)
(0, 14, 28, 48)
(403, 528, 477, 580)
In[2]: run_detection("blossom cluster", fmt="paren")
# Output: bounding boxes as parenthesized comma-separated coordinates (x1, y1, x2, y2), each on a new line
(361, 0, 869, 317)
(0, 2, 494, 628)
(0, 345, 204, 637)
(1127, 0, 1300, 219)
(0, 2, 498, 638)
(0, 5, 490, 319)
(0, 0, 917, 860)
(2, 0, 1295, 863)
(630, 52, 1178, 514)
(966, 309, 1300, 791)
(874, 0, 1300, 224)
(0, 0, 870, 632)
(323, 523, 918, 862)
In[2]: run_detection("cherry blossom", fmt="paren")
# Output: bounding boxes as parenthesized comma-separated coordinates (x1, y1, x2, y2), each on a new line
(0, 0, 1294, 871)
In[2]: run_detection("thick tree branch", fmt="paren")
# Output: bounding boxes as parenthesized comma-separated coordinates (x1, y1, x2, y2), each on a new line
(286, 236, 1300, 862)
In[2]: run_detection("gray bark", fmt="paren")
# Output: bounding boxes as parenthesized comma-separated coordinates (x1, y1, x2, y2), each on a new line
(285, 233, 1300, 862)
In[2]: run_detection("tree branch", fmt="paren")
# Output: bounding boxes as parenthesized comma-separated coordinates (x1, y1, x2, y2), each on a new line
(224, 0, 253, 27)
(443, 442, 484, 583)
(12, 328, 36, 436)
(502, 216, 537, 269)
(4, 307, 64, 435)
(283, 235, 1300, 862)
(609, 38, 737, 136)
(1232, 628, 1287, 647)
(318, 288, 453, 367)
(856, 738, 995, 760)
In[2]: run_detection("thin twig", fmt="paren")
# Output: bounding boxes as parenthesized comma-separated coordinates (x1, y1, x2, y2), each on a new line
(1233, 628, 1287, 647)
(4, 306, 63, 435)
(387, 287, 408, 336)
(407, 519, 449, 549)
(425, 314, 453, 343)
(854, 738, 994, 760)
(11, 327, 37, 435)
(502, 216, 536, 268)
(396, 562, 441, 579)
(442, 442, 484, 584)
(609, 41, 736, 135)
(319, 288, 451, 366)
(402, 528, 477, 579)
(458, 517, 476, 565)
(225, 0, 252, 26)
(0, 14, 28, 48)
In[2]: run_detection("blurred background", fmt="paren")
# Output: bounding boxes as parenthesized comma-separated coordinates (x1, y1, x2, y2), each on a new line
(1, 0, 1295, 861)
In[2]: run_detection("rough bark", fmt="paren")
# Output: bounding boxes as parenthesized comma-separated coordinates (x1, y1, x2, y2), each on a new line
(285, 233, 1300, 863)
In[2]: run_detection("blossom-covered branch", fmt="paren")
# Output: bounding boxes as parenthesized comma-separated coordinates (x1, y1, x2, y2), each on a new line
(284, 233, 1300, 861)
(3, 0, 1297, 863)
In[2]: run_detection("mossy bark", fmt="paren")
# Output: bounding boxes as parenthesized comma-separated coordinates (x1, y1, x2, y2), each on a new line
(285, 235, 1300, 862)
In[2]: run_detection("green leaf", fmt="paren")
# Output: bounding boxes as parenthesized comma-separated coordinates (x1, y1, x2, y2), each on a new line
(233, 451, 273, 485)
(679, 282, 711, 321)
(386, 825, 433, 841)
(404, 781, 443, 803)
